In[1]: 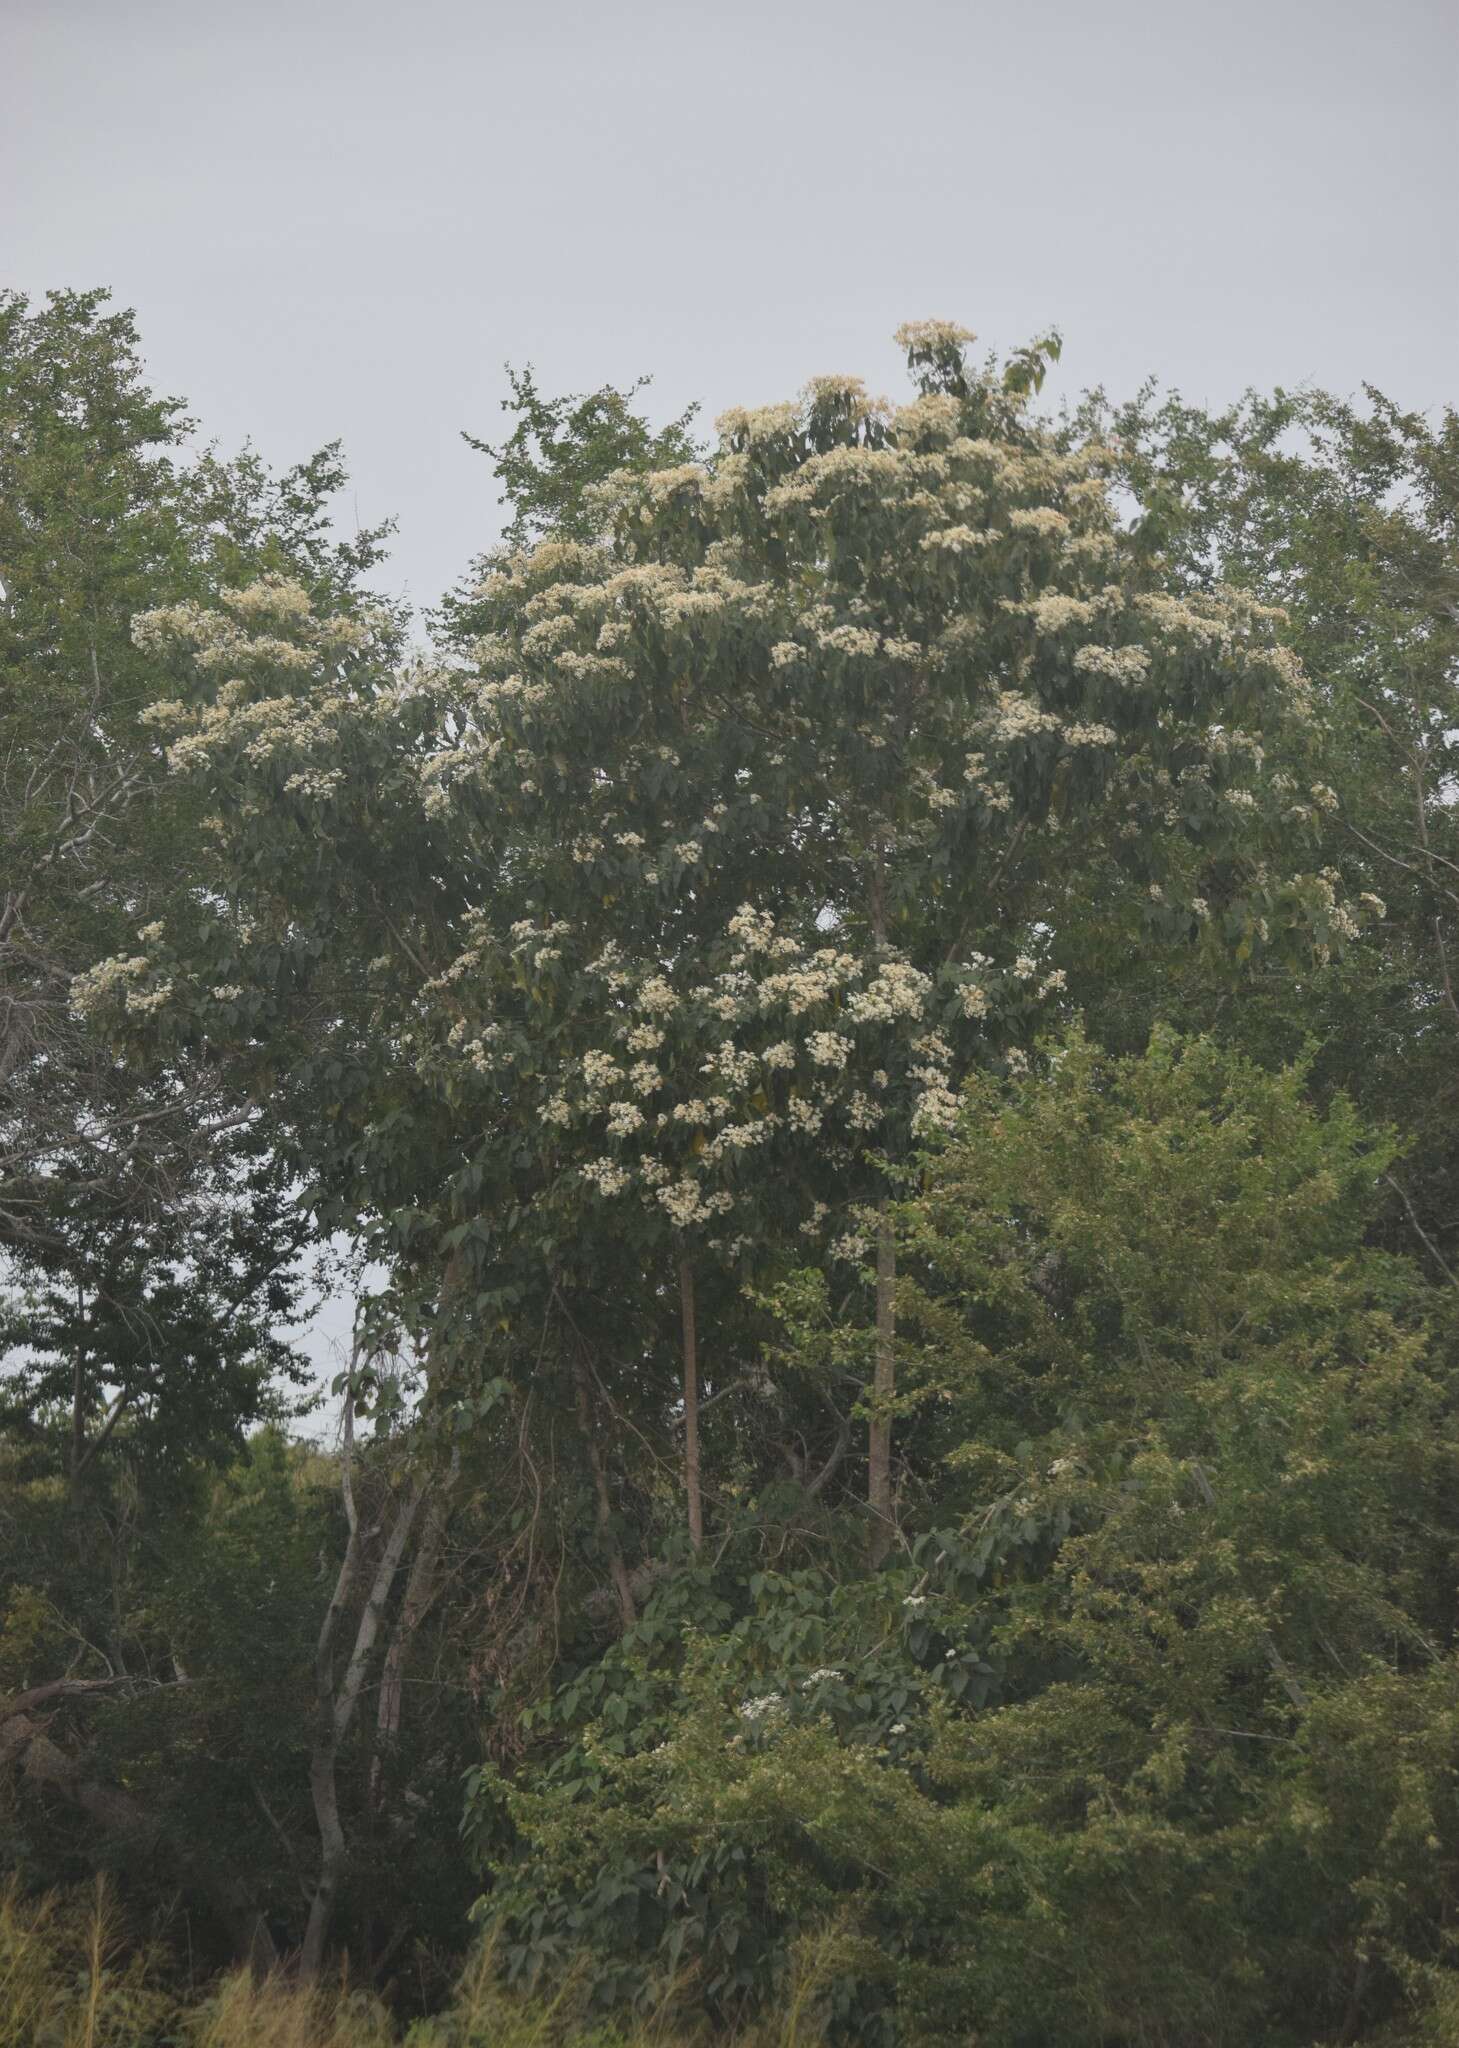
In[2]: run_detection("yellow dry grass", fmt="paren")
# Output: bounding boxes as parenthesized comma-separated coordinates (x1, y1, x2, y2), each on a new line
(0, 1879, 840, 2048)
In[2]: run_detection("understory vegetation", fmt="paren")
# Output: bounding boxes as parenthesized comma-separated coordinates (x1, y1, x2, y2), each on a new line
(3, 290, 1458, 2043)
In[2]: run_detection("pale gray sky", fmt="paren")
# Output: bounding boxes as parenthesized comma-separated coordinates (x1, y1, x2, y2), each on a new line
(6, 0, 1454, 1413)
(7, 0, 1455, 611)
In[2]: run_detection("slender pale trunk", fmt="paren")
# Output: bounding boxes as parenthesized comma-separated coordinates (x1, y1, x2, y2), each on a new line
(678, 1257, 703, 1553)
(573, 1356, 637, 1628)
(70, 1286, 88, 1508)
(361, 1256, 467, 1816)
(300, 1375, 423, 1981)
(369, 1455, 456, 1809)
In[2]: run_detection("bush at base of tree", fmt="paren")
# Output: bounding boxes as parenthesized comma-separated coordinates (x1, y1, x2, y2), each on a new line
(465, 1033, 1459, 2046)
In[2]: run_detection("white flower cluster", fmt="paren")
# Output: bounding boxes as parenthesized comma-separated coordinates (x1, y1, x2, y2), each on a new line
(1008, 506, 1069, 537)
(894, 318, 977, 353)
(987, 691, 1061, 744)
(125, 980, 174, 1015)
(1072, 643, 1151, 683)
(637, 976, 678, 1015)
(581, 1158, 631, 1197)
(658, 1179, 733, 1228)
(807, 1030, 853, 1068)
(71, 952, 153, 1018)
(1134, 592, 1231, 648)
(704, 1041, 759, 1088)
(921, 524, 999, 554)
(846, 960, 930, 1023)
(582, 1049, 622, 1093)
(1024, 593, 1101, 634)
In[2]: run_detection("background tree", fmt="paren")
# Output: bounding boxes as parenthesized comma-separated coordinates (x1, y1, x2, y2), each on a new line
(0, 287, 402, 1965)
(1081, 379, 1459, 1280)
(0, 288, 401, 1490)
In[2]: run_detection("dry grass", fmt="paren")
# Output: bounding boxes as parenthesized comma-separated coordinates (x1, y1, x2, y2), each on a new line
(0, 1877, 175, 2048)
(0, 1879, 839, 2048)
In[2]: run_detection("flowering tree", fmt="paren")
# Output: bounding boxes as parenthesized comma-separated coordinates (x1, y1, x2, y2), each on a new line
(91, 320, 1370, 1560)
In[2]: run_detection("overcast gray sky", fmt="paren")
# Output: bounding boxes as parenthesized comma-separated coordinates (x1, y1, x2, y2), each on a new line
(7, 0, 1456, 611)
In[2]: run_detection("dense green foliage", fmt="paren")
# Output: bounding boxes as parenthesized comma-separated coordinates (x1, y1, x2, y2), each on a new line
(3, 292, 1458, 2044)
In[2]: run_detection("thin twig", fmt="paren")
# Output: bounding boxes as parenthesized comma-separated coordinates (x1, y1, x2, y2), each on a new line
(1383, 1172, 1458, 1287)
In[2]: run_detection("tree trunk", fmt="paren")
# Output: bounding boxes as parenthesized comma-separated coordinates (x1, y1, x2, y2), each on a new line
(678, 1257, 703, 1554)
(369, 1459, 455, 1810)
(299, 1373, 423, 1982)
(868, 1202, 896, 1565)
(573, 1355, 637, 1628)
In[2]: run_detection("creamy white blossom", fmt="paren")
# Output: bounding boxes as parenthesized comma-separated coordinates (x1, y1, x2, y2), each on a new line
(806, 1030, 854, 1068)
